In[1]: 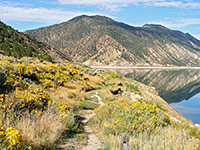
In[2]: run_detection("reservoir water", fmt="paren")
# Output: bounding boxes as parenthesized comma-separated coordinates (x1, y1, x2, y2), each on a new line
(96, 68, 200, 124)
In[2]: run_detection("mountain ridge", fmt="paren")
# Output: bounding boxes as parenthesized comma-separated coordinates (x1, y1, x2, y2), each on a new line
(25, 15, 200, 66)
(0, 21, 67, 62)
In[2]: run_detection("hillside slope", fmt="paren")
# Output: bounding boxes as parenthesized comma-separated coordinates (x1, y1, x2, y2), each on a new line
(1, 54, 200, 150)
(26, 15, 200, 66)
(0, 21, 67, 62)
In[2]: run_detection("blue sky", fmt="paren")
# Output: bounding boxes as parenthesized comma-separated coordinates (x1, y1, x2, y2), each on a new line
(1, 0, 200, 39)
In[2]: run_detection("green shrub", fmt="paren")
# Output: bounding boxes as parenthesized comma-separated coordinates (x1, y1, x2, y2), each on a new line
(107, 71, 123, 79)
(125, 82, 141, 94)
(76, 100, 87, 109)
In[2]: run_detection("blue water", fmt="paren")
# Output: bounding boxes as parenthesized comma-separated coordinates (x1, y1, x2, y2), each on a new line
(99, 68, 200, 124)
(171, 93, 200, 124)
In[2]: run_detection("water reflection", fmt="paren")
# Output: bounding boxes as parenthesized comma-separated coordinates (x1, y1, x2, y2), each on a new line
(107, 68, 200, 104)
(98, 68, 200, 123)
(171, 92, 200, 124)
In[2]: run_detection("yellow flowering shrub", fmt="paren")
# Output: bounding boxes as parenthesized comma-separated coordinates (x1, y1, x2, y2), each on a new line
(57, 102, 69, 112)
(0, 94, 8, 109)
(94, 100, 172, 135)
(14, 85, 51, 112)
(4, 127, 23, 149)
(0, 59, 88, 149)
(56, 101, 70, 118)
(0, 126, 31, 150)
(0, 59, 83, 90)
(0, 126, 6, 139)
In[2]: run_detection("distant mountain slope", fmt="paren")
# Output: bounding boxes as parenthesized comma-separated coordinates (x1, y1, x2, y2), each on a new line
(26, 15, 200, 66)
(0, 21, 67, 62)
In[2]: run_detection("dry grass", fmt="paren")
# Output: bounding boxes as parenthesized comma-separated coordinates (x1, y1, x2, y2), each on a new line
(64, 82, 79, 89)
(46, 86, 77, 108)
(14, 111, 65, 149)
(103, 127, 200, 150)
(84, 74, 104, 84)
(0, 109, 66, 149)
(98, 89, 118, 103)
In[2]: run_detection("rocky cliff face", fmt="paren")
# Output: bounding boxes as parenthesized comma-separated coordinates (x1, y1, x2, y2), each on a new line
(25, 15, 200, 66)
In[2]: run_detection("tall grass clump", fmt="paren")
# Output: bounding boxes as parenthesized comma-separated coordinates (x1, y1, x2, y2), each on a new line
(104, 127, 200, 150)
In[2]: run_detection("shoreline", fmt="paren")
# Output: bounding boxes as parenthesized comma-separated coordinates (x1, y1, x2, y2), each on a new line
(90, 65, 200, 70)
(90, 65, 200, 125)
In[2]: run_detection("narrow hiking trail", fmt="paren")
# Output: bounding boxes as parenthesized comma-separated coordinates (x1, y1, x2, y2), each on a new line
(57, 91, 105, 150)
(91, 91, 105, 106)
(82, 110, 101, 150)
(82, 91, 105, 150)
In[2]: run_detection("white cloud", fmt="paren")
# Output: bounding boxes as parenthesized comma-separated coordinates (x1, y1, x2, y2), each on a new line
(152, 1, 183, 7)
(146, 17, 200, 40)
(0, 3, 99, 23)
(1, 0, 200, 24)
(151, 1, 200, 8)
(58, 0, 173, 5)
(149, 18, 200, 28)
(58, 0, 200, 9)
(192, 34, 200, 40)
(194, 93, 200, 98)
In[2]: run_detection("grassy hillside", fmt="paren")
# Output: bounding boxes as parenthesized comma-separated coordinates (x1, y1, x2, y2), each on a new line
(26, 15, 200, 66)
(0, 21, 66, 62)
(0, 55, 200, 149)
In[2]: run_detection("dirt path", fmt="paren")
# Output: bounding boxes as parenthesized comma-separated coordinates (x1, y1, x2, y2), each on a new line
(82, 91, 104, 150)
(82, 110, 102, 150)
(57, 91, 104, 150)
(91, 91, 104, 106)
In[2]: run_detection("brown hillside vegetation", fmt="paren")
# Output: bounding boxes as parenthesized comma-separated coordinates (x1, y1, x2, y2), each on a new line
(26, 15, 200, 66)
(0, 55, 199, 150)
